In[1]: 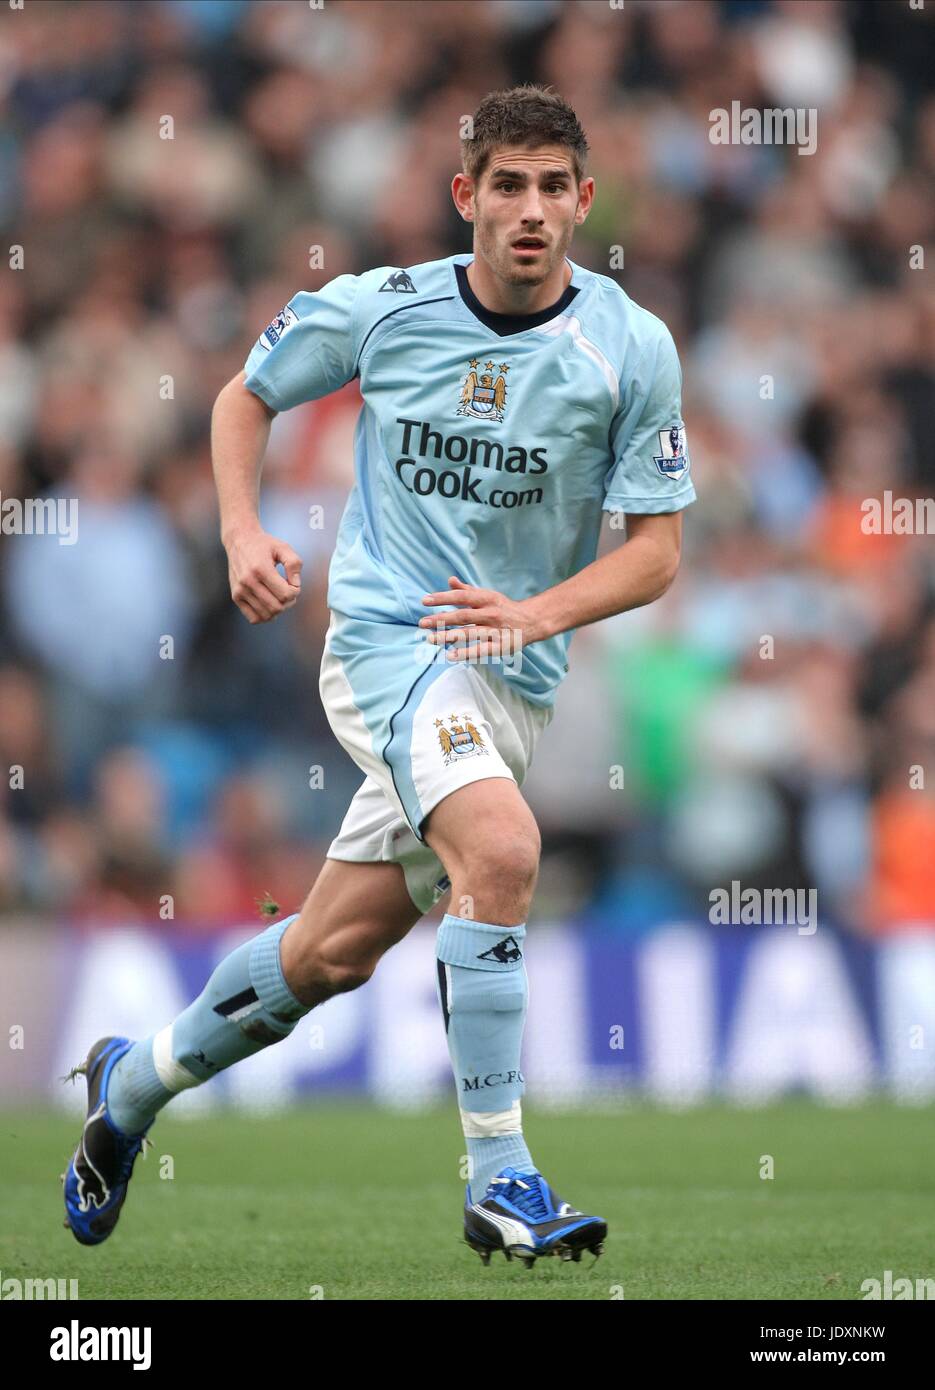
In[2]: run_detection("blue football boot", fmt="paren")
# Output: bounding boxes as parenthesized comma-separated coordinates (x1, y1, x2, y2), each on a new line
(464, 1166, 607, 1267)
(62, 1036, 151, 1246)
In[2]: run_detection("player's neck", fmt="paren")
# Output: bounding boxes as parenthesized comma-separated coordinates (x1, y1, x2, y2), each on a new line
(465, 255, 572, 317)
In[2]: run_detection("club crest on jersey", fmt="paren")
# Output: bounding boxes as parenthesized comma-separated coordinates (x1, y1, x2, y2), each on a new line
(653, 425, 690, 481)
(435, 713, 488, 765)
(260, 304, 299, 351)
(458, 358, 509, 422)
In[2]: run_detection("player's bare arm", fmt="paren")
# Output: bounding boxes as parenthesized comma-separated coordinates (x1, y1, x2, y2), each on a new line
(420, 511, 682, 658)
(211, 368, 303, 624)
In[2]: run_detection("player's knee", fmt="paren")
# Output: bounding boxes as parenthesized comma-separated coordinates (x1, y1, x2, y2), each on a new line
(464, 825, 540, 897)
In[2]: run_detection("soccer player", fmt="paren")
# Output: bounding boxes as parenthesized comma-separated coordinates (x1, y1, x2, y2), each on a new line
(64, 85, 695, 1266)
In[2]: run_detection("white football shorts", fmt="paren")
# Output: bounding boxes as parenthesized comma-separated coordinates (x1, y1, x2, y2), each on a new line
(319, 611, 553, 914)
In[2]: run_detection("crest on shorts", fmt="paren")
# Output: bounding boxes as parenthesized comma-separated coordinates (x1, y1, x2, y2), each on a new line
(435, 713, 488, 765)
(458, 359, 509, 421)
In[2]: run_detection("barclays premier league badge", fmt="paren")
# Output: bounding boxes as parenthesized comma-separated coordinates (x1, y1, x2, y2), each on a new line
(260, 304, 299, 351)
(653, 425, 690, 482)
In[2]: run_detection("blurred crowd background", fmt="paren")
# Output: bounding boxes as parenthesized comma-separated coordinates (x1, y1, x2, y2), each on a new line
(0, 0, 933, 935)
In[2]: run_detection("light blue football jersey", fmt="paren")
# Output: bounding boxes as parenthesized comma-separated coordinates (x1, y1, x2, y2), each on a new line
(243, 253, 695, 709)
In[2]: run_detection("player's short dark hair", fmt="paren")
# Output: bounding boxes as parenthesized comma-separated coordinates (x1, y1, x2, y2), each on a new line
(462, 85, 589, 184)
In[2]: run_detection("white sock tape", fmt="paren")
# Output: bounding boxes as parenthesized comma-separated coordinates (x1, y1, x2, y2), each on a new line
(152, 1025, 201, 1092)
(460, 1101, 523, 1139)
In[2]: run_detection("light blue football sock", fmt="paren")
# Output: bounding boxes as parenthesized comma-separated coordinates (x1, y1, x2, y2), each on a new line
(107, 915, 308, 1134)
(464, 1132, 535, 1199)
(435, 912, 535, 1197)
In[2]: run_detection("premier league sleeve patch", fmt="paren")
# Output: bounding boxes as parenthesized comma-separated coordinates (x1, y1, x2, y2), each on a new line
(259, 304, 299, 351)
(653, 426, 690, 481)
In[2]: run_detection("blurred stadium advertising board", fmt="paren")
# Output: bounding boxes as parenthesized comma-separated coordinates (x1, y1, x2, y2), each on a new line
(2, 924, 934, 1108)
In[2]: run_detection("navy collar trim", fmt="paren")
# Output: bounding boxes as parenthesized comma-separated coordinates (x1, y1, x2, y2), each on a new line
(454, 262, 579, 337)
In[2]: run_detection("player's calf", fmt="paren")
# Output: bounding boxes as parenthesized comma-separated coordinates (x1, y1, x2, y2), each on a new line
(281, 859, 422, 1006)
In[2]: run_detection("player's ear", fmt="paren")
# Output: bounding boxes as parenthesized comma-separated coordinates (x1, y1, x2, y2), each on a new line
(451, 172, 475, 222)
(574, 177, 595, 225)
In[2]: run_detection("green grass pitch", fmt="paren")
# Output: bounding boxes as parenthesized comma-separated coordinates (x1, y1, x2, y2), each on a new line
(1, 1101, 932, 1301)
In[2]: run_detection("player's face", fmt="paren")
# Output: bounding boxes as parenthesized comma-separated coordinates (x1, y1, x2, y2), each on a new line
(470, 145, 593, 288)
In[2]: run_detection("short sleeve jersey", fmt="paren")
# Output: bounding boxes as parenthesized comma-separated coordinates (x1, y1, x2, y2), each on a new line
(243, 254, 695, 707)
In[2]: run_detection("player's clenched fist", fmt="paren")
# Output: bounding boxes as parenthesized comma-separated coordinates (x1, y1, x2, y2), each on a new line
(224, 526, 302, 624)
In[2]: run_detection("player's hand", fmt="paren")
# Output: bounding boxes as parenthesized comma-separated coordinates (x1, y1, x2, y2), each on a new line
(419, 576, 549, 660)
(224, 525, 302, 624)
